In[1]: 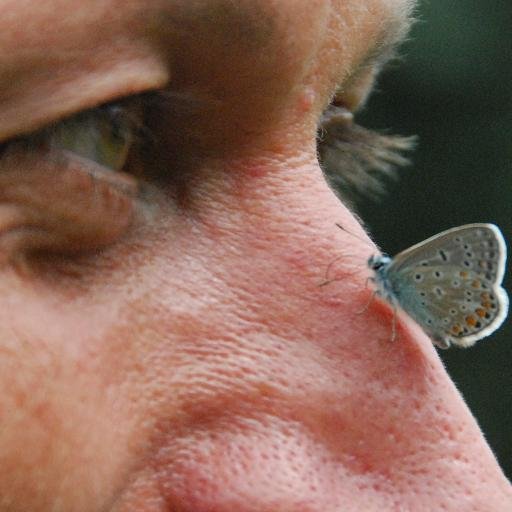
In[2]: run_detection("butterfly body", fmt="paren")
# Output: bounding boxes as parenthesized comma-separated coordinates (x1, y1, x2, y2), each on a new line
(368, 224, 509, 349)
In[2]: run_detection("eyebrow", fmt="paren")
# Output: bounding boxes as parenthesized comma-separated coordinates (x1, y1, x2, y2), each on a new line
(359, 3, 417, 72)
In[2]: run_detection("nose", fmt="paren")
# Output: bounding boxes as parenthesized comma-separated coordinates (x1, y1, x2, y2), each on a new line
(110, 164, 512, 511)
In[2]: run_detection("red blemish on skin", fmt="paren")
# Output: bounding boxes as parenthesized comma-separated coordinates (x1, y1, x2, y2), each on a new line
(297, 88, 316, 113)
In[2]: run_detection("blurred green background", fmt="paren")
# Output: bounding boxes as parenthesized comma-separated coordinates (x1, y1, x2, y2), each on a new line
(357, 0, 512, 478)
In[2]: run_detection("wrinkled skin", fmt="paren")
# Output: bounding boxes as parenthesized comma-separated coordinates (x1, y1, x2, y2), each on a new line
(0, 1, 511, 511)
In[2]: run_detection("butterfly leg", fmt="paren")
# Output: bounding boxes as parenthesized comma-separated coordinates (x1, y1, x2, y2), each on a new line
(318, 254, 345, 286)
(357, 289, 377, 315)
(319, 256, 360, 287)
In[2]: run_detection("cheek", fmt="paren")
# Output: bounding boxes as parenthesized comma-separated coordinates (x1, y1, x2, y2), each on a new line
(0, 283, 139, 509)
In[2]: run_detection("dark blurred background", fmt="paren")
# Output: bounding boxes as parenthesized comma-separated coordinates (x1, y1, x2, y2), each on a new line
(357, 0, 512, 478)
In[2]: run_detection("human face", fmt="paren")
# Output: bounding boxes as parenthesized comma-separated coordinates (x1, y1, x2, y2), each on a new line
(0, 1, 510, 511)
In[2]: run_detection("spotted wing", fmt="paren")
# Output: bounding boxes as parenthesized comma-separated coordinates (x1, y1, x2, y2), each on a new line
(388, 263, 508, 348)
(386, 224, 508, 348)
(390, 224, 506, 284)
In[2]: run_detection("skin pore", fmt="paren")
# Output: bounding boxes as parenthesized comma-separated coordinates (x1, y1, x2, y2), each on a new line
(0, 1, 510, 511)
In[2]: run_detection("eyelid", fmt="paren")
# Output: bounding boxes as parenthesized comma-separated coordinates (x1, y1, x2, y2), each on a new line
(0, 101, 145, 261)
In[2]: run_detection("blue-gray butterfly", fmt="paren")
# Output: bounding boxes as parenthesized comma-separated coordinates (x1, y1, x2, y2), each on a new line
(368, 223, 508, 349)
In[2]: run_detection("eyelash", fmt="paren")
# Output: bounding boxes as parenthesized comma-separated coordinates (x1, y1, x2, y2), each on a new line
(318, 103, 415, 207)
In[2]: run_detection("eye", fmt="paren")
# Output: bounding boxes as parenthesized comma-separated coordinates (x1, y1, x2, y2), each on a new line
(47, 104, 135, 172)
(0, 99, 148, 263)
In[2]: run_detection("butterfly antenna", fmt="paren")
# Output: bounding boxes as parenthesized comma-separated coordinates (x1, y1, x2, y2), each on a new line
(318, 270, 361, 287)
(335, 223, 373, 248)
(319, 254, 360, 287)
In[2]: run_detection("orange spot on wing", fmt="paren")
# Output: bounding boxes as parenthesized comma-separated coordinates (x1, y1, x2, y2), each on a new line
(465, 315, 477, 327)
(451, 324, 463, 335)
(476, 308, 486, 318)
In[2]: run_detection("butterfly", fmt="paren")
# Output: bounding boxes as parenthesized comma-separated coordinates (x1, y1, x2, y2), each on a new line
(368, 223, 508, 349)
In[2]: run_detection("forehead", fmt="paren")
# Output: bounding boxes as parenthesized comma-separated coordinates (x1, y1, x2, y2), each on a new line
(0, 0, 416, 141)
(0, 0, 170, 139)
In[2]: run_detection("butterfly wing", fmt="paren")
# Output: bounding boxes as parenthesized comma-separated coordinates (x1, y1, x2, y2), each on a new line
(390, 224, 506, 283)
(387, 263, 508, 348)
(385, 224, 508, 348)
